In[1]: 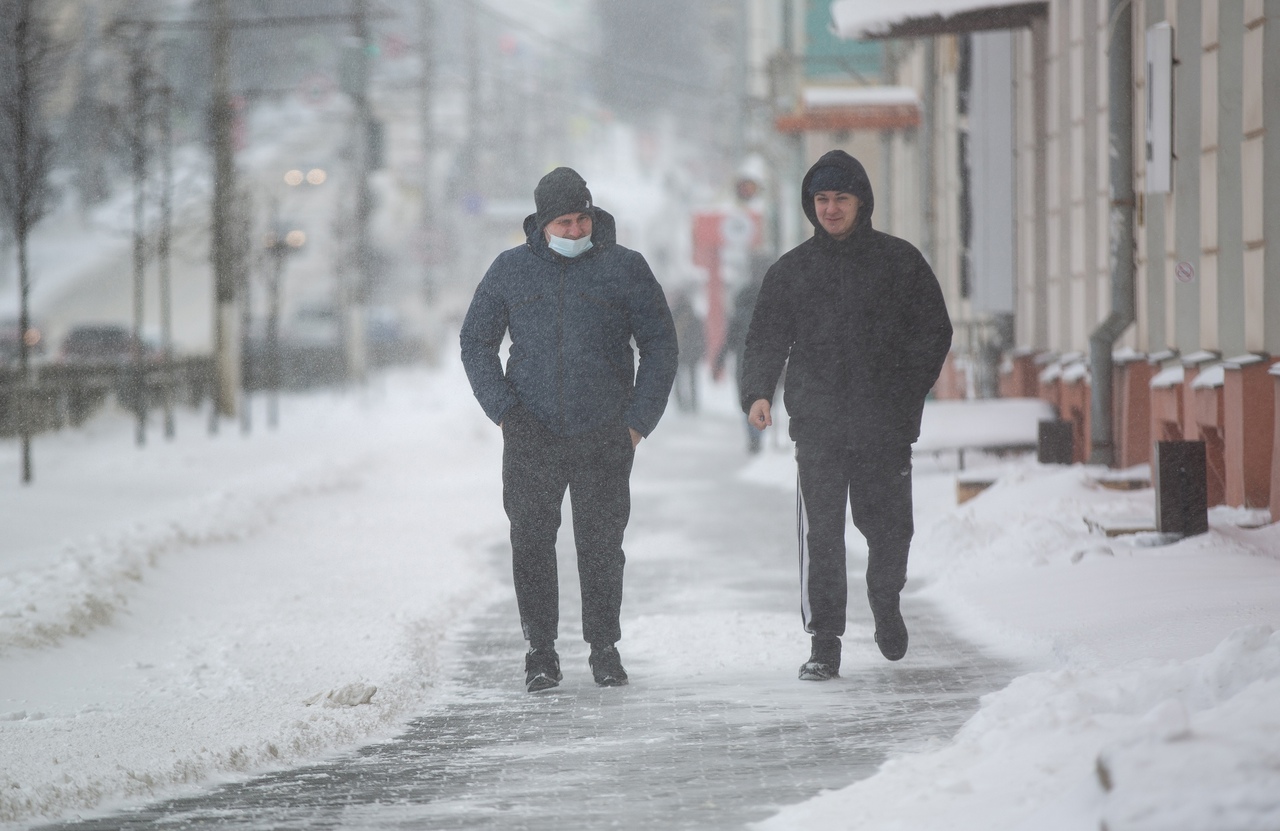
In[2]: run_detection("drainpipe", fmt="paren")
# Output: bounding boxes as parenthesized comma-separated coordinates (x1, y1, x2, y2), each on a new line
(1089, 0, 1135, 466)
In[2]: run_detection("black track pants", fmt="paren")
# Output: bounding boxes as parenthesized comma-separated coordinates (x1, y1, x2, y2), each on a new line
(795, 442, 914, 637)
(502, 407, 635, 647)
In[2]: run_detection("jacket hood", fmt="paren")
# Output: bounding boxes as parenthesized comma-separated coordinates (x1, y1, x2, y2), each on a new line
(523, 206, 618, 261)
(801, 150, 875, 239)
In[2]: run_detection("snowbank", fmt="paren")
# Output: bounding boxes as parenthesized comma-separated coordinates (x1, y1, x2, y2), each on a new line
(0, 365, 506, 828)
(746, 427, 1280, 830)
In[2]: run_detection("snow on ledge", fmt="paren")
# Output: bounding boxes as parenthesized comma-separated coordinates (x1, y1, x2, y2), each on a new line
(1061, 362, 1090, 384)
(1150, 365, 1185, 389)
(803, 85, 920, 108)
(1181, 350, 1220, 366)
(1191, 364, 1226, 389)
(1223, 353, 1267, 369)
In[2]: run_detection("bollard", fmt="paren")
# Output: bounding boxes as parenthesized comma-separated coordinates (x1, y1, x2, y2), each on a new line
(1037, 420, 1074, 464)
(1155, 440, 1209, 536)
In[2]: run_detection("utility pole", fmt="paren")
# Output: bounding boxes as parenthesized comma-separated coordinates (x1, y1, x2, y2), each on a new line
(158, 82, 175, 439)
(416, 0, 436, 299)
(461, 0, 481, 283)
(3, 0, 59, 484)
(127, 22, 150, 447)
(238, 190, 253, 436)
(264, 201, 291, 430)
(210, 0, 238, 428)
(346, 0, 373, 385)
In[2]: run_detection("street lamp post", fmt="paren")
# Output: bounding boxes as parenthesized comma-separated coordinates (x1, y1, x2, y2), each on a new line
(263, 179, 310, 428)
(262, 231, 300, 428)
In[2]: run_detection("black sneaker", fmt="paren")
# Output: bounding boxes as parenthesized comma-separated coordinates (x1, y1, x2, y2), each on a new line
(525, 648, 562, 693)
(870, 593, 908, 661)
(589, 644, 628, 687)
(799, 634, 841, 681)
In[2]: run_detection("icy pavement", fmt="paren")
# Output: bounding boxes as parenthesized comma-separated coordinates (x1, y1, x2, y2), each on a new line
(34, 413, 1018, 830)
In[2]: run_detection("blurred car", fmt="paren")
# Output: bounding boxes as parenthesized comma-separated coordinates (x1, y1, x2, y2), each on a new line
(57, 324, 155, 365)
(0, 316, 45, 365)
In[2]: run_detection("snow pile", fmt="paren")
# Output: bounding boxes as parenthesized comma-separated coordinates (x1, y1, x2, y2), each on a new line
(0, 464, 360, 654)
(757, 625, 1280, 831)
(1094, 626, 1280, 831)
(749, 444, 1280, 831)
(0, 366, 508, 828)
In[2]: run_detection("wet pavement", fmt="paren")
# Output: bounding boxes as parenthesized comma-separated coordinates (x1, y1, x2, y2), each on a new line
(38, 411, 1018, 830)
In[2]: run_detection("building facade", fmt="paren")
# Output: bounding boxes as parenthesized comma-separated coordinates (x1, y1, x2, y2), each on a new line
(826, 0, 1278, 515)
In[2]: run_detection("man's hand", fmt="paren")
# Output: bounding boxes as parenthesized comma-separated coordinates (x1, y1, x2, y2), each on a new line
(748, 399, 773, 430)
(629, 427, 642, 448)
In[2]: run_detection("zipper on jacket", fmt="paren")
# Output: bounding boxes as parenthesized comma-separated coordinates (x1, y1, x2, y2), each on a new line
(557, 262, 566, 434)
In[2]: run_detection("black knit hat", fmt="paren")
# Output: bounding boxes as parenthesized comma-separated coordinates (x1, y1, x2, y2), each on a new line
(534, 167, 593, 229)
(806, 164, 859, 196)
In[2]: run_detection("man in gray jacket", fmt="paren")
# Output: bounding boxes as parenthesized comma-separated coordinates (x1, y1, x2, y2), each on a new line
(460, 167, 678, 693)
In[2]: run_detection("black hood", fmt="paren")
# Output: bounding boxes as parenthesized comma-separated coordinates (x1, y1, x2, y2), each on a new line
(800, 150, 875, 239)
(523, 206, 618, 261)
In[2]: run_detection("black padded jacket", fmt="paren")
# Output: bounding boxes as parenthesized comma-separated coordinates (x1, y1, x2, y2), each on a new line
(740, 150, 953, 448)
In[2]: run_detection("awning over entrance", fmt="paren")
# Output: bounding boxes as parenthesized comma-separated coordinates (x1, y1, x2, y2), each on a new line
(774, 85, 921, 133)
(830, 0, 1047, 40)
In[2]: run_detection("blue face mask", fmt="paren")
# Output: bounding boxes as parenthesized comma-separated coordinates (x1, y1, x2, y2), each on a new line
(547, 233, 593, 258)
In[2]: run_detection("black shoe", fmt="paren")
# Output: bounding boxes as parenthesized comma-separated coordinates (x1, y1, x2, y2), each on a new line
(589, 644, 629, 687)
(799, 634, 841, 681)
(870, 593, 909, 661)
(525, 647, 562, 693)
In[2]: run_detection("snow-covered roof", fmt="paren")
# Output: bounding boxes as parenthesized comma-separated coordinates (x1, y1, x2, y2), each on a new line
(830, 0, 1048, 40)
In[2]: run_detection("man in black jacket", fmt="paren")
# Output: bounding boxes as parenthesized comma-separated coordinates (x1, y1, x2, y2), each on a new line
(460, 167, 678, 693)
(740, 150, 952, 678)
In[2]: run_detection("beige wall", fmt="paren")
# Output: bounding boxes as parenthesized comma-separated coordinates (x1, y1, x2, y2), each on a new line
(813, 0, 1273, 363)
(1130, 0, 1272, 357)
(1010, 0, 1272, 359)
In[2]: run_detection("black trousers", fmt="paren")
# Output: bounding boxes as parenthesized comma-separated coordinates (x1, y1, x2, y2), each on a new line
(502, 407, 635, 647)
(795, 441, 914, 637)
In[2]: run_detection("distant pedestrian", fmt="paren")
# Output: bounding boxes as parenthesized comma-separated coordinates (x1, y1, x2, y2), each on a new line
(713, 255, 770, 453)
(669, 289, 705, 413)
(460, 167, 679, 693)
(740, 150, 952, 678)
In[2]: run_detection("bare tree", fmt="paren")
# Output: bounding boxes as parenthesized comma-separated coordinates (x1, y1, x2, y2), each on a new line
(0, 0, 63, 484)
